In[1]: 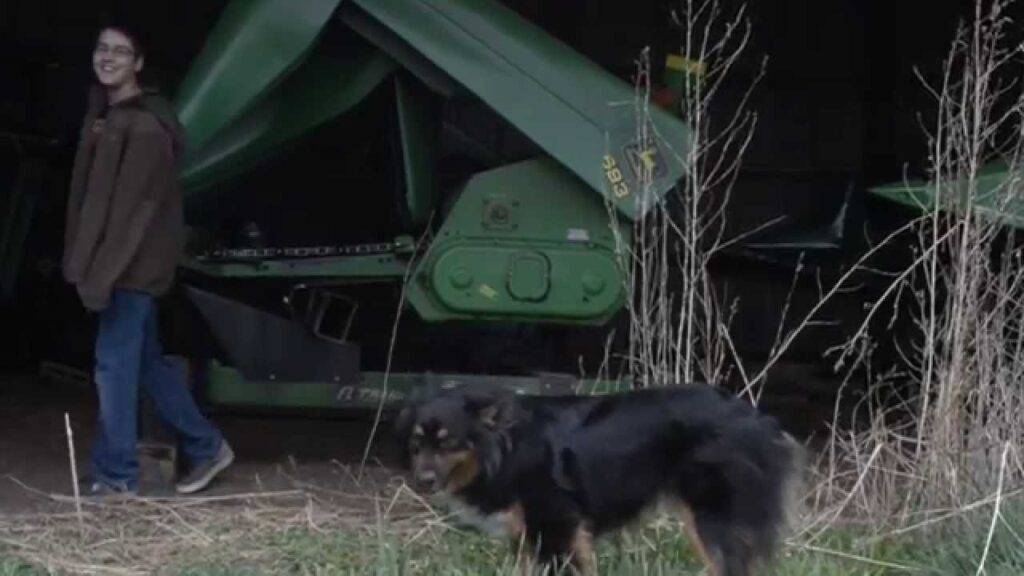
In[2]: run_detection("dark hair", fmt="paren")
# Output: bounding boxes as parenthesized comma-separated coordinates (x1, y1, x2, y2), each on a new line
(96, 16, 148, 59)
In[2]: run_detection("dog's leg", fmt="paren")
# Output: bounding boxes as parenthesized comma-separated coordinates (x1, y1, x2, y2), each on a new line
(691, 512, 752, 576)
(568, 523, 596, 576)
(676, 503, 720, 576)
(503, 503, 536, 576)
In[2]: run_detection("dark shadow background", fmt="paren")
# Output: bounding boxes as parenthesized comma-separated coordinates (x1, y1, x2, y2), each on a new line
(2, 0, 1018, 431)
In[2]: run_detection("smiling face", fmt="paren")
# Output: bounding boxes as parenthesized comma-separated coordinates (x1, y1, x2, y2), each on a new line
(92, 28, 142, 90)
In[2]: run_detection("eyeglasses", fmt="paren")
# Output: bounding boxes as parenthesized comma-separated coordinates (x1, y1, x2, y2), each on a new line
(94, 44, 135, 58)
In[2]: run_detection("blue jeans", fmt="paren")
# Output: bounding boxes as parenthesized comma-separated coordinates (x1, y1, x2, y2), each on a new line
(91, 289, 223, 490)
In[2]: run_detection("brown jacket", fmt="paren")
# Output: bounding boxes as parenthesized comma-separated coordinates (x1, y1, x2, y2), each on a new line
(63, 85, 185, 311)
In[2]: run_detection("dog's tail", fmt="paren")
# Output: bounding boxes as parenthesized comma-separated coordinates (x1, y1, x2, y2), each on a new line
(680, 407, 806, 575)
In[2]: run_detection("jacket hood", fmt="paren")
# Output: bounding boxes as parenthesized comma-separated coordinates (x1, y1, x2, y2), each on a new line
(89, 83, 186, 157)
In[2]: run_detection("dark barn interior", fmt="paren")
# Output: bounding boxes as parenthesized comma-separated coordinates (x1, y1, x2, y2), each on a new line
(0, 0, 1017, 486)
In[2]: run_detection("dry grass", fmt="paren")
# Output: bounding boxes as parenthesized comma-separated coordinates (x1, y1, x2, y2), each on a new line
(5, 475, 1022, 576)
(600, 2, 1024, 573)
(0, 468, 441, 576)
(602, 0, 765, 395)
(817, 0, 1024, 531)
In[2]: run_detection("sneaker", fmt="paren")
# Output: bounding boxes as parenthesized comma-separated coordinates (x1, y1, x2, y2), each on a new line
(175, 440, 234, 494)
(75, 477, 137, 500)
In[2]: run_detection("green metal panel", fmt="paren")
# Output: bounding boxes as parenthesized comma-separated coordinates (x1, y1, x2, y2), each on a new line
(426, 245, 620, 319)
(347, 0, 693, 221)
(393, 74, 440, 227)
(181, 251, 409, 280)
(406, 157, 630, 324)
(201, 360, 629, 410)
(203, 360, 361, 409)
(869, 160, 1024, 229)
(174, 0, 346, 156)
(179, 48, 396, 194)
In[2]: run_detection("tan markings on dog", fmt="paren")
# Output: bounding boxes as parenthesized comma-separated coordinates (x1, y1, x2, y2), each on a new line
(675, 503, 718, 576)
(441, 450, 480, 492)
(502, 501, 526, 538)
(504, 503, 532, 576)
(569, 524, 596, 576)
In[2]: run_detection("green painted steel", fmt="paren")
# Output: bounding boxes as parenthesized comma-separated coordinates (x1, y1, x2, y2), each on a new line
(201, 360, 629, 410)
(393, 74, 440, 227)
(163, 0, 682, 411)
(203, 360, 361, 409)
(181, 251, 409, 280)
(173, 0, 346, 157)
(406, 157, 629, 324)
(869, 160, 1024, 229)
(179, 48, 396, 194)
(348, 0, 693, 221)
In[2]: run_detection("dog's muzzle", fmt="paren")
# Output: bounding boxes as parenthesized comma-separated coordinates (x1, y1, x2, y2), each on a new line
(414, 469, 442, 491)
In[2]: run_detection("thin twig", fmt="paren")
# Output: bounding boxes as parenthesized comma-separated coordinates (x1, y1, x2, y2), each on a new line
(794, 542, 925, 573)
(359, 210, 437, 478)
(64, 412, 85, 536)
(975, 442, 1010, 575)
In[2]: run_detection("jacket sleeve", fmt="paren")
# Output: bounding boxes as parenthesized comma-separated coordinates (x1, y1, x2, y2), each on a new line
(62, 120, 97, 282)
(75, 125, 173, 311)
(62, 87, 108, 283)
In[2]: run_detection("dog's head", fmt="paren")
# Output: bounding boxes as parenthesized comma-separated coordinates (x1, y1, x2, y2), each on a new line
(394, 385, 517, 493)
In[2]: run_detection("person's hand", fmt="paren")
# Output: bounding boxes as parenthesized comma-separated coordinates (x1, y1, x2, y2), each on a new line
(76, 282, 111, 312)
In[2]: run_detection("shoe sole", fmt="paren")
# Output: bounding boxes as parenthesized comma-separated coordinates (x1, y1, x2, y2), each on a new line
(175, 448, 235, 494)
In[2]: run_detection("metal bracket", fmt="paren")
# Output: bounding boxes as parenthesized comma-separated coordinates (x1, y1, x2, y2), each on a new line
(284, 283, 359, 344)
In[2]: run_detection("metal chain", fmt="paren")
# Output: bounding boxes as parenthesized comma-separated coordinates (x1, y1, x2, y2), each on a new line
(196, 242, 398, 262)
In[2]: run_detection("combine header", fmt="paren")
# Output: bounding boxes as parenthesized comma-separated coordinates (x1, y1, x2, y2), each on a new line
(170, 0, 693, 411)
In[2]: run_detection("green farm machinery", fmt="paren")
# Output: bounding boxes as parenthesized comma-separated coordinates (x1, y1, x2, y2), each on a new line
(157, 0, 1022, 414)
(169, 0, 694, 411)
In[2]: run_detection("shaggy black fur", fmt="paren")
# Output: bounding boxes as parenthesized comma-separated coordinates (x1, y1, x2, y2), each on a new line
(394, 383, 804, 576)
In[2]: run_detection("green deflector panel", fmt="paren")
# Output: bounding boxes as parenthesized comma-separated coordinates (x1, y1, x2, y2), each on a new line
(870, 160, 1024, 229)
(179, 48, 396, 194)
(349, 0, 693, 220)
(394, 74, 440, 227)
(174, 0, 346, 157)
(173, 0, 692, 216)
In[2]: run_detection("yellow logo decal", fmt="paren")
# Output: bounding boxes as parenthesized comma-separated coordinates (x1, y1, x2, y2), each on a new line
(602, 154, 630, 199)
(478, 284, 498, 299)
(624, 141, 666, 182)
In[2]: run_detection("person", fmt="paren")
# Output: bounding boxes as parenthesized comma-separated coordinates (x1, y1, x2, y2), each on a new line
(62, 21, 234, 496)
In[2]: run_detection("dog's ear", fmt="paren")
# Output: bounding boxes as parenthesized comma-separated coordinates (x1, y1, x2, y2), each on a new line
(394, 384, 432, 439)
(462, 387, 516, 430)
(394, 402, 416, 439)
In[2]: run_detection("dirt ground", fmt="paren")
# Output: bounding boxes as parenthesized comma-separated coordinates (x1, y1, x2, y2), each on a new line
(0, 372, 407, 515)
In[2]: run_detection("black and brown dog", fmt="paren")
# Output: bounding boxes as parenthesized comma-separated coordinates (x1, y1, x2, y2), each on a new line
(394, 382, 804, 576)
